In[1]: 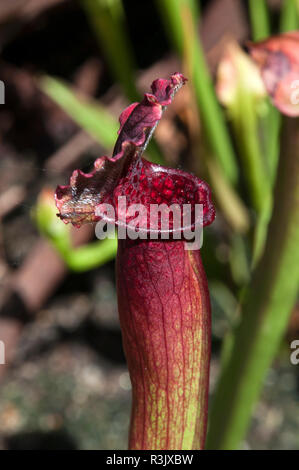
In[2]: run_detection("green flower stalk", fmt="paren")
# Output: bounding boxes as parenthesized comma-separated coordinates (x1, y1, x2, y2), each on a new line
(207, 33, 299, 449)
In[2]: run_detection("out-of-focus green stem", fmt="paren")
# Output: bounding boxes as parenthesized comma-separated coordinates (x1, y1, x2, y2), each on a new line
(252, 0, 299, 264)
(230, 92, 270, 216)
(229, 234, 250, 287)
(205, 157, 250, 235)
(248, 0, 278, 182)
(260, 104, 281, 186)
(229, 88, 272, 266)
(64, 238, 117, 272)
(34, 188, 118, 272)
(81, 0, 138, 101)
(207, 117, 299, 449)
(248, 0, 280, 265)
(40, 75, 118, 148)
(52, 228, 117, 271)
(280, 0, 299, 32)
(156, 0, 199, 55)
(157, 0, 239, 185)
(248, 0, 270, 40)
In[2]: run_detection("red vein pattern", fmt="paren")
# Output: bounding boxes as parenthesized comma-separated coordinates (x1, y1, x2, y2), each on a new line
(117, 239, 211, 450)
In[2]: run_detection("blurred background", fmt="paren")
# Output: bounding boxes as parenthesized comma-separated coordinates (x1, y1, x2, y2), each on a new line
(0, 0, 298, 450)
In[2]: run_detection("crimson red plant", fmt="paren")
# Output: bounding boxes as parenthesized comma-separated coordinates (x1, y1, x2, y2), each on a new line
(55, 74, 215, 449)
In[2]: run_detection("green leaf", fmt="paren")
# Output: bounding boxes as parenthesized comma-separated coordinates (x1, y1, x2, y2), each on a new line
(157, 0, 239, 185)
(40, 75, 118, 148)
(207, 117, 299, 449)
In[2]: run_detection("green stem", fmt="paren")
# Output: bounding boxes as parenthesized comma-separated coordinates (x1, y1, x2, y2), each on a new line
(260, 104, 281, 185)
(157, 0, 239, 185)
(81, 0, 138, 101)
(280, 0, 299, 32)
(248, 0, 280, 264)
(252, 0, 299, 264)
(63, 238, 117, 271)
(34, 189, 118, 272)
(248, 0, 270, 40)
(230, 94, 270, 215)
(50, 228, 117, 272)
(229, 93, 273, 265)
(206, 117, 299, 449)
(204, 156, 250, 235)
